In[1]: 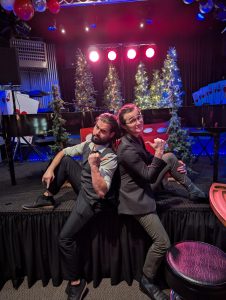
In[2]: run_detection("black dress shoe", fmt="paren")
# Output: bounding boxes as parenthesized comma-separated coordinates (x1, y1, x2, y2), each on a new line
(22, 195, 56, 210)
(66, 279, 87, 300)
(140, 275, 169, 300)
(188, 183, 207, 201)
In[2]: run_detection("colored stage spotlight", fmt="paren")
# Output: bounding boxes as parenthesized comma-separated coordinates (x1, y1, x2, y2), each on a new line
(107, 50, 117, 61)
(89, 50, 100, 62)
(127, 48, 137, 60)
(145, 47, 155, 58)
(196, 12, 205, 21)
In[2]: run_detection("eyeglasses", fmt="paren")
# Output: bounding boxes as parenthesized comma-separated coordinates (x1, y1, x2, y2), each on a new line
(125, 114, 143, 125)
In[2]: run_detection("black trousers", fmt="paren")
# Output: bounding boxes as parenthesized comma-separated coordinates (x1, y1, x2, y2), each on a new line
(48, 156, 101, 280)
(58, 194, 97, 281)
(48, 156, 82, 196)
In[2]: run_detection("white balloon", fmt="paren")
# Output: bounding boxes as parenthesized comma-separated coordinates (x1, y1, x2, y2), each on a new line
(0, 0, 15, 11)
(183, 0, 195, 4)
(199, 0, 214, 14)
(32, 0, 47, 13)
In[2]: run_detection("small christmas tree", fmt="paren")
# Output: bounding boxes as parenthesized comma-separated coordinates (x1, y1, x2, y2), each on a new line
(103, 63, 123, 112)
(49, 85, 69, 153)
(134, 62, 150, 109)
(74, 49, 96, 111)
(165, 108, 193, 168)
(149, 69, 162, 108)
(160, 47, 184, 108)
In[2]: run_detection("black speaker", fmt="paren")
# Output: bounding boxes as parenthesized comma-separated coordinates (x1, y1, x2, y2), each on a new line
(0, 47, 21, 86)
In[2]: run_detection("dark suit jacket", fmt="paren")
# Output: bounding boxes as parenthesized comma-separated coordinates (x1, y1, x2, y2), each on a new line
(117, 134, 167, 215)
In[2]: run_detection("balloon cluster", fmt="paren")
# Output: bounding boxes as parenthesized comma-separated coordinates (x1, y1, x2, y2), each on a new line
(182, 0, 226, 22)
(0, 0, 60, 21)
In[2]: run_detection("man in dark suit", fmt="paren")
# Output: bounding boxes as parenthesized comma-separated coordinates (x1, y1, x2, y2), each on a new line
(22, 113, 119, 300)
(117, 103, 206, 300)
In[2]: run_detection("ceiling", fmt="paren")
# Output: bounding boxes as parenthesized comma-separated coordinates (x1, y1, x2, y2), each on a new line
(24, 0, 225, 45)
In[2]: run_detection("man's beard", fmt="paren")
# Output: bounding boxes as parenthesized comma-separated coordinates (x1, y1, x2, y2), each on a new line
(91, 134, 110, 145)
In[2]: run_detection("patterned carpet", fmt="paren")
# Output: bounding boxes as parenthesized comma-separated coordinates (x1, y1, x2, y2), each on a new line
(1, 277, 171, 300)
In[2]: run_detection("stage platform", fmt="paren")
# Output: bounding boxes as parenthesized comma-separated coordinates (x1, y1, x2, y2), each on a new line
(0, 158, 226, 291)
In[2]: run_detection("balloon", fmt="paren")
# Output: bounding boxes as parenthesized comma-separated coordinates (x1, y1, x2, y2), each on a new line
(199, 0, 214, 14)
(0, 0, 15, 11)
(183, 0, 195, 4)
(47, 0, 60, 14)
(32, 0, 46, 12)
(13, 0, 34, 21)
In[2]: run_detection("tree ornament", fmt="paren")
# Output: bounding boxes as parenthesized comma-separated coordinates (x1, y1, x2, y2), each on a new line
(103, 63, 123, 113)
(49, 85, 69, 153)
(160, 47, 184, 109)
(149, 69, 162, 108)
(74, 48, 96, 111)
(165, 108, 193, 168)
(134, 61, 150, 109)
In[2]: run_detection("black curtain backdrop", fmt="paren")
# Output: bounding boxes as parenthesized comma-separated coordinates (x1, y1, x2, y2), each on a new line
(0, 200, 225, 291)
(56, 31, 225, 108)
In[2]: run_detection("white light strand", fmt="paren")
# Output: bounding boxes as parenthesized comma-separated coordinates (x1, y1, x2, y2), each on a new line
(59, 0, 145, 7)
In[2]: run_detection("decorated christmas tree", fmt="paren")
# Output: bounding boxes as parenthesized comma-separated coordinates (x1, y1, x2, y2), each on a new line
(49, 85, 69, 153)
(134, 62, 150, 109)
(149, 69, 162, 108)
(159, 47, 183, 108)
(103, 63, 123, 112)
(165, 108, 193, 167)
(74, 49, 96, 111)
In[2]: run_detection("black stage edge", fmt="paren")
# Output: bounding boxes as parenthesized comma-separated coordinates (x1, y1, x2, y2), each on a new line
(0, 192, 225, 291)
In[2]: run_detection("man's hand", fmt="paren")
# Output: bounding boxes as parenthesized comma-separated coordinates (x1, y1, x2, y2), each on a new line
(146, 138, 166, 152)
(42, 169, 55, 189)
(177, 160, 187, 174)
(88, 152, 101, 169)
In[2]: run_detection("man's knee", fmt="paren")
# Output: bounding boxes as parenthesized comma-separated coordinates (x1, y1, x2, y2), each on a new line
(58, 235, 74, 252)
(162, 152, 177, 165)
(60, 156, 74, 167)
(155, 235, 171, 254)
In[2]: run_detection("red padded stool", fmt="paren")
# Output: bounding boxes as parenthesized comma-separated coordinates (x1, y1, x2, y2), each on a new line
(165, 241, 226, 300)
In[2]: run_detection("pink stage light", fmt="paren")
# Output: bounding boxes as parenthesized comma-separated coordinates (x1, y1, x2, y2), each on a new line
(108, 50, 117, 61)
(89, 50, 100, 62)
(145, 47, 155, 58)
(127, 48, 137, 60)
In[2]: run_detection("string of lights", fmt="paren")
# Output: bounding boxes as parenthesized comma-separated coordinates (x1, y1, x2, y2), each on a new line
(59, 0, 145, 7)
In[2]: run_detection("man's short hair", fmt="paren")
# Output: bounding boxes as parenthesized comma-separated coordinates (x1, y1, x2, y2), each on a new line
(96, 113, 120, 138)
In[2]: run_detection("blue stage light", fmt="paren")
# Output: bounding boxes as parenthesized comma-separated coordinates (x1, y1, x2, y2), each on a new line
(146, 19, 153, 25)
(196, 13, 205, 21)
(48, 25, 57, 31)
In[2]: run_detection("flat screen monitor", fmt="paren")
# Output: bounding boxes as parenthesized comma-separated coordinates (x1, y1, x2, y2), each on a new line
(0, 47, 21, 86)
